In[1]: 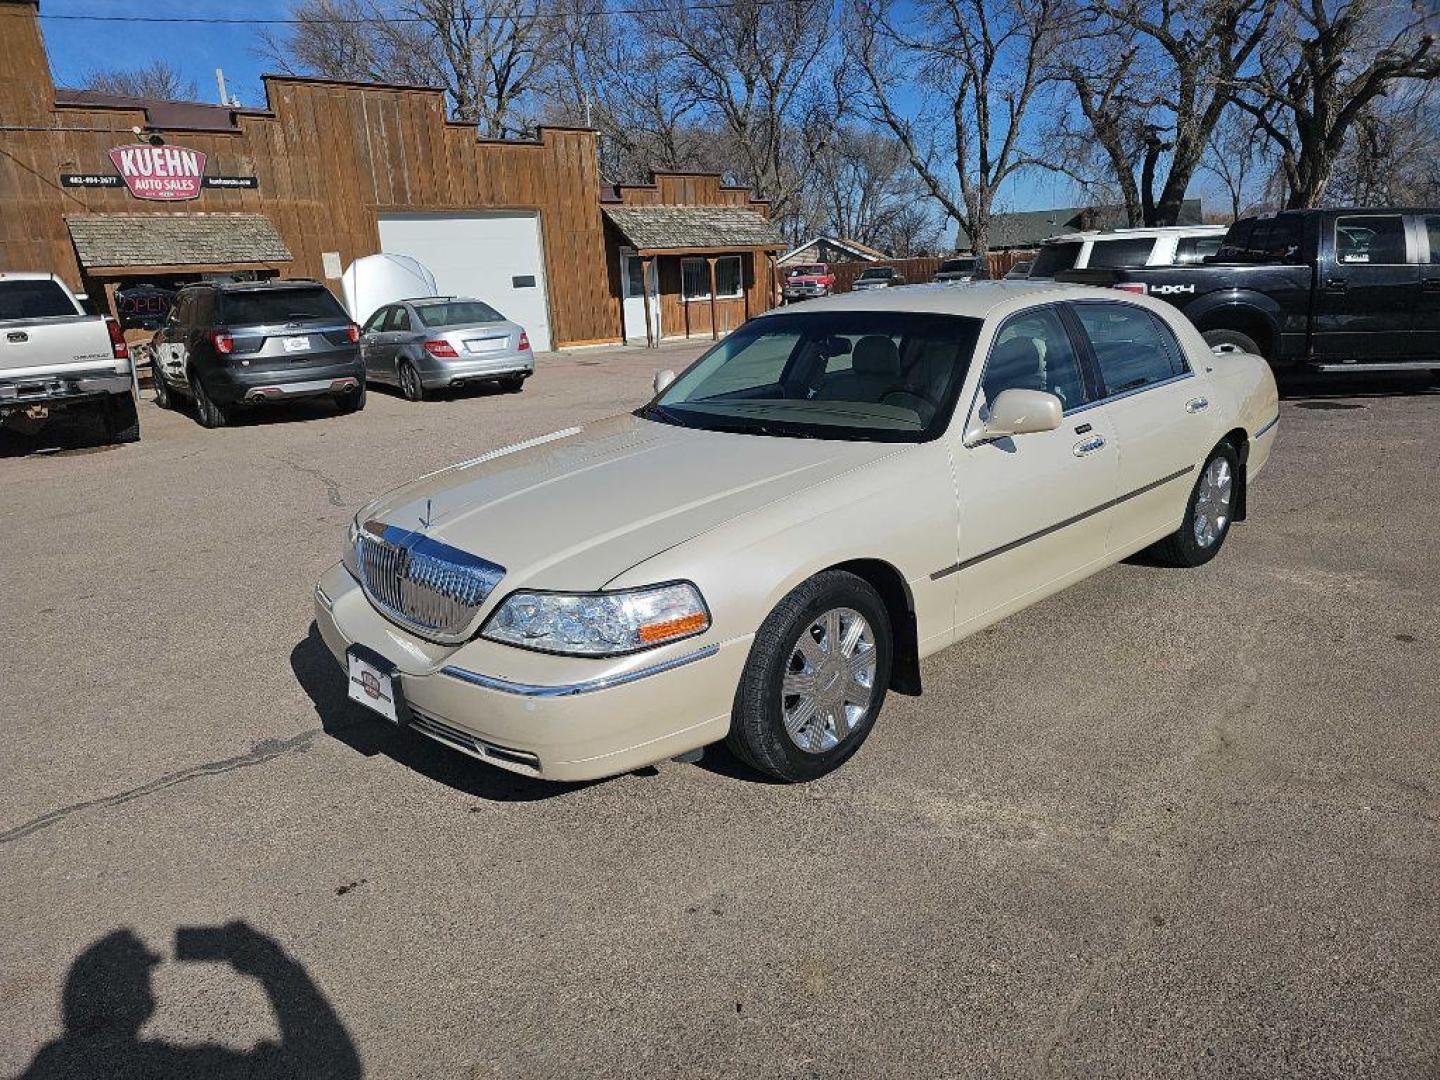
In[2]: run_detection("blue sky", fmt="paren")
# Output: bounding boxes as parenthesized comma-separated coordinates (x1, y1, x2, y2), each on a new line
(37, 0, 1105, 216)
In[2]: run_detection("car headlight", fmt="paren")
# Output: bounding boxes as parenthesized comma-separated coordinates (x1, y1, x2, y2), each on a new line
(481, 582, 710, 656)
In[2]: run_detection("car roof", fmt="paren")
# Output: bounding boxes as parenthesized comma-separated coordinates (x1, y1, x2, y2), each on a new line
(753, 280, 1147, 321)
(1041, 224, 1227, 243)
(208, 278, 329, 293)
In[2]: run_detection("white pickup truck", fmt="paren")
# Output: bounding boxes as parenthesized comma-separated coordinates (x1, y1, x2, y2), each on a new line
(0, 272, 139, 444)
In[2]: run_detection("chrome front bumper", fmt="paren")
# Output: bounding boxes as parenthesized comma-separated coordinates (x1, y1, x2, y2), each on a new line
(313, 563, 744, 781)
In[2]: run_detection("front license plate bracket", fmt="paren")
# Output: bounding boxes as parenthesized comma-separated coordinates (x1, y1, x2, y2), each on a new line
(346, 643, 411, 726)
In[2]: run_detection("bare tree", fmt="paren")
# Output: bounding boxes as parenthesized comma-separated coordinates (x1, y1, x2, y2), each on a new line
(1051, 0, 1276, 226)
(801, 125, 943, 251)
(83, 60, 199, 102)
(849, 0, 1061, 269)
(1198, 106, 1266, 220)
(1233, 0, 1439, 208)
(261, 0, 564, 137)
(629, 0, 839, 228)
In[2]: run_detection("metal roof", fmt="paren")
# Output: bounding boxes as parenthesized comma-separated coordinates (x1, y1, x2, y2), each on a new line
(66, 213, 292, 269)
(603, 205, 785, 253)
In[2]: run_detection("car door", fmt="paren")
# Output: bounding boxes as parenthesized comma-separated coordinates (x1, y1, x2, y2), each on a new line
(949, 304, 1120, 632)
(1066, 299, 1216, 554)
(157, 291, 192, 383)
(387, 304, 416, 379)
(359, 306, 390, 382)
(1416, 214, 1440, 360)
(1315, 212, 1420, 361)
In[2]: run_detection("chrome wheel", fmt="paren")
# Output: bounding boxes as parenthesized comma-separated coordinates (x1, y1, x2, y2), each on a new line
(780, 607, 877, 753)
(1193, 456, 1233, 548)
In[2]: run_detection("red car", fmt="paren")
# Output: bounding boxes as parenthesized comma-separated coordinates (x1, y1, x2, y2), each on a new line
(781, 263, 835, 303)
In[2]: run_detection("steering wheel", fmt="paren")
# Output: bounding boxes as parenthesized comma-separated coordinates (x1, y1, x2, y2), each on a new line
(881, 388, 940, 420)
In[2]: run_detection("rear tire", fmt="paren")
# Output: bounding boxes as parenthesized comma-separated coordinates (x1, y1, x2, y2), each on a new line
(1202, 329, 1262, 358)
(102, 392, 141, 443)
(1148, 442, 1240, 567)
(151, 369, 173, 409)
(726, 570, 892, 782)
(190, 370, 230, 429)
(335, 380, 366, 414)
(399, 361, 425, 402)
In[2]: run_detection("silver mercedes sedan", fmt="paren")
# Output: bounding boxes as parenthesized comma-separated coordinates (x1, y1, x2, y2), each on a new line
(359, 297, 534, 401)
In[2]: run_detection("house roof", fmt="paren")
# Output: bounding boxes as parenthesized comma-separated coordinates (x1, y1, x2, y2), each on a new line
(960, 199, 1204, 250)
(778, 236, 887, 263)
(603, 206, 785, 253)
(67, 213, 292, 269)
(55, 87, 247, 133)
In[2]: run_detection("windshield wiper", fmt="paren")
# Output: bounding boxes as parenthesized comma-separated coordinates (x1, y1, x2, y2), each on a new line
(638, 403, 691, 428)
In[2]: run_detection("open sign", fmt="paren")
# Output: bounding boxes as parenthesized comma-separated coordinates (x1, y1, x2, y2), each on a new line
(108, 143, 207, 201)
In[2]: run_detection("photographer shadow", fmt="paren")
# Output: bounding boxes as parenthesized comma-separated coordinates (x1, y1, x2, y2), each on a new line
(19, 922, 361, 1080)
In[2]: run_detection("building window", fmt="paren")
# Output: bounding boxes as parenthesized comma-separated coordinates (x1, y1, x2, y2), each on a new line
(681, 258, 710, 301)
(715, 255, 743, 298)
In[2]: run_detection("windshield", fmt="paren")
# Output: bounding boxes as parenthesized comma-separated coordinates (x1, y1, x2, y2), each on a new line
(640, 311, 982, 443)
(787, 265, 825, 278)
(222, 287, 346, 325)
(1029, 242, 1082, 277)
(858, 268, 893, 280)
(415, 300, 504, 327)
(0, 280, 78, 320)
(940, 259, 977, 272)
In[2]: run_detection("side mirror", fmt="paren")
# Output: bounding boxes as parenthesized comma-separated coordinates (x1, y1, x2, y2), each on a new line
(653, 369, 676, 394)
(968, 388, 1064, 445)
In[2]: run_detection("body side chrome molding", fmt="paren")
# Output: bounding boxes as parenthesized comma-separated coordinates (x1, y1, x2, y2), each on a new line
(931, 465, 1196, 581)
(441, 643, 721, 698)
(1253, 414, 1279, 438)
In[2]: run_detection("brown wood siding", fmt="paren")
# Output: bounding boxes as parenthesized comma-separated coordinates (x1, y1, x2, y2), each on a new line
(0, 8, 619, 347)
(654, 253, 763, 340)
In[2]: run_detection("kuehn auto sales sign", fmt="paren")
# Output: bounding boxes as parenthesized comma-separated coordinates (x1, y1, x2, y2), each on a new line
(108, 144, 207, 201)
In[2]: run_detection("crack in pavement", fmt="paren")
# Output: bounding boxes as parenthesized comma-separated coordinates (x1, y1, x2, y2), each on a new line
(0, 730, 320, 846)
(278, 456, 345, 508)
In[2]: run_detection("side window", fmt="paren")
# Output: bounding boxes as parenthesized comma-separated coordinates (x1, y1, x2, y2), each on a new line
(361, 307, 389, 334)
(193, 289, 215, 326)
(1175, 236, 1222, 264)
(1073, 302, 1183, 394)
(1335, 215, 1407, 265)
(1424, 216, 1440, 264)
(383, 306, 411, 332)
(981, 306, 1088, 411)
(172, 291, 194, 328)
(1087, 238, 1155, 268)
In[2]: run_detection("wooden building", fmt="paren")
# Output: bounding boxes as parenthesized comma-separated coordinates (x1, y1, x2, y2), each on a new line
(0, 0, 782, 350)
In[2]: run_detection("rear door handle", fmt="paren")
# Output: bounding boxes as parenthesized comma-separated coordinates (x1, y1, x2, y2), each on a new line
(1325, 277, 1348, 294)
(1186, 396, 1209, 413)
(1073, 434, 1106, 457)
(1423, 278, 1440, 293)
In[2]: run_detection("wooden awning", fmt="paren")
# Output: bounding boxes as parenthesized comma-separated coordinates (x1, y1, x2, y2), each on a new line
(604, 205, 785, 255)
(67, 213, 292, 271)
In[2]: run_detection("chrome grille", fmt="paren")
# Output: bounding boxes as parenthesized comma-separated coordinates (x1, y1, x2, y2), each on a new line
(354, 521, 504, 640)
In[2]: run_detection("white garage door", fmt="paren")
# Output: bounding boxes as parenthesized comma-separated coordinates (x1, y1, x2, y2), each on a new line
(377, 212, 552, 351)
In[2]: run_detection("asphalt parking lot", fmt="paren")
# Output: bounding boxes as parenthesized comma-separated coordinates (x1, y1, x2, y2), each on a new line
(2, 348, 1437, 1079)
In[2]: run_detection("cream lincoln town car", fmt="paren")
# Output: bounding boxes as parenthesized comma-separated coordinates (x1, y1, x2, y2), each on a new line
(314, 282, 1278, 782)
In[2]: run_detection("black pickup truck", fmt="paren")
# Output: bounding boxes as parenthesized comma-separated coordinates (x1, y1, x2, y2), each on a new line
(1059, 208, 1440, 373)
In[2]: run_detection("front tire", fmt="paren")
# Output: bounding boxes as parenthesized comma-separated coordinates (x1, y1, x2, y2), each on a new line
(726, 571, 892, 782)
(1149, 443, 1239, 567)
(152, 368, 173, 410)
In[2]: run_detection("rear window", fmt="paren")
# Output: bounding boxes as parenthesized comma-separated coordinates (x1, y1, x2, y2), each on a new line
(1217, 215, 1303, 262)
(1087, 238, 1156, 268)
(1029, 242, 1082, 277)
(0, 280, 78, 320)
(1175, 236, 1222, 264)
(220, 286, 346, 326)
(415, 301, 503, 327)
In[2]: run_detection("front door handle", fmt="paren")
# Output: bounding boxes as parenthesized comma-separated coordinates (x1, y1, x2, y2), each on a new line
(1423, 278, 1440, 293)
(1325, 277, 1348, 294)
(1186, 396, 1210, 413)
(1073, 434, 1106, 457)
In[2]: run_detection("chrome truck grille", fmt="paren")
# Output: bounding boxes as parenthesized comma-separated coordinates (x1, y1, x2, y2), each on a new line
(354, 521, 505, 640)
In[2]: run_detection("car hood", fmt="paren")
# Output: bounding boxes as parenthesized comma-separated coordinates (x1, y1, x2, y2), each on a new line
(358, 413, 900, 591)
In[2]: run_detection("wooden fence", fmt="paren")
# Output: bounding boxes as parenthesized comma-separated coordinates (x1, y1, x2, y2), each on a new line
(819, 251, 1034, 293)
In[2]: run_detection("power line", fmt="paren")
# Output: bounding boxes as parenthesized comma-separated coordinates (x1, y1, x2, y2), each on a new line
(38, 0, 804, 26)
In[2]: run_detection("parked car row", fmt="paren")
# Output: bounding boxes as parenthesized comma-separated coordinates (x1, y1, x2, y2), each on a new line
(147, 280, 534, 429)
